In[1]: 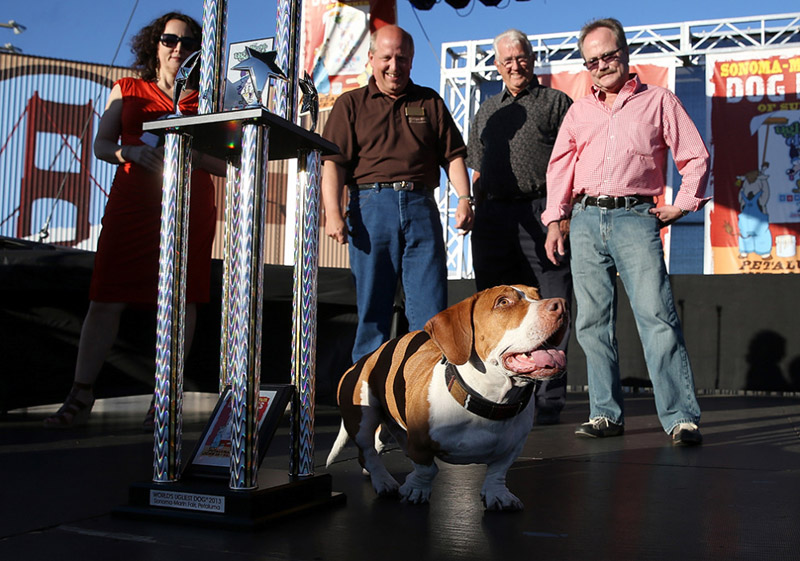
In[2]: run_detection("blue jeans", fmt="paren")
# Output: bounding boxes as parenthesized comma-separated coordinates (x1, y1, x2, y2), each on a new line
(569, 199, 701, 434)
(347, 186, 447, 363)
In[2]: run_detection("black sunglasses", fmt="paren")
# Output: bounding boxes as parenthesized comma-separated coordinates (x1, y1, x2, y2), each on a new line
(159, 33, 200, 51)
(583, 47, 623, 70)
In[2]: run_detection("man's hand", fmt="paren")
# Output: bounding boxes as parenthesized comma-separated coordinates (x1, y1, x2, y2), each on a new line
(545, 221, 567, 265)
(649, 204, 686, 228)
(455, 198, 474, 234)
(558, 217, 570, 240)
(321, 160, 348, 244)
(325, 212, 349, 245)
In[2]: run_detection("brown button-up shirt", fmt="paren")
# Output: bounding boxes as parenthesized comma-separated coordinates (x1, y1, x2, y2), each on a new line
(322, 77, 467, 188)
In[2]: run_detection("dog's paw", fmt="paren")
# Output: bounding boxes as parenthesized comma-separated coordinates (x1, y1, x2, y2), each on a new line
(398, 462, 437, 504)
(481, 487, 524, 511)
(371, 472, 400, 497)
(399, 482, 432, 505)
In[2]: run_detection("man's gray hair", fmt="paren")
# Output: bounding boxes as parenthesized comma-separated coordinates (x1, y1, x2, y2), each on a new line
(493, 29, 534, 58)
(577, 18, 628, 58)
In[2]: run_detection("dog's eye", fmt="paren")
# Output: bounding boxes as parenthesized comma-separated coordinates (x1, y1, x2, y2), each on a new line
(495, 296, 512, 308)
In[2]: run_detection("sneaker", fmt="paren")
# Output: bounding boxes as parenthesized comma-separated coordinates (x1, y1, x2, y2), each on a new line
(671, 422, 702, 446)
(575, 418, 624, 438)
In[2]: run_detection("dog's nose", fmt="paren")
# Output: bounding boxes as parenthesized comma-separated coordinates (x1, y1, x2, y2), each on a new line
(545, 298, 567, 316)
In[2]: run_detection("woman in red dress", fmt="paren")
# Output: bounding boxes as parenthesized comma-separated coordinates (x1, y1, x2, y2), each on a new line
(44, 12, 224, 427)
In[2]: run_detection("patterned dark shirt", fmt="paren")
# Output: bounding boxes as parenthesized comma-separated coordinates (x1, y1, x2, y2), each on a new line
(467, 76, 572, 200)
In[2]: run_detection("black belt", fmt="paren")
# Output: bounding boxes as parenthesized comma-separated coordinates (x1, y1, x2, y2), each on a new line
(579, 195, 654, 209)
(353, 181, 430, 192)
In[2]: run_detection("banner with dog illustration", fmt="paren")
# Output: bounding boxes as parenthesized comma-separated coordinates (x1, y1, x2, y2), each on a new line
(707, 50, 800, 274)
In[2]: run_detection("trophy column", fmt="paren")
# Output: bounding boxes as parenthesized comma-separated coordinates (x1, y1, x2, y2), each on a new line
(152, 132, 192, 483)
(227, 123, 270, 490)
(290, 148, 321, 477)
(218, 161, 238, 391)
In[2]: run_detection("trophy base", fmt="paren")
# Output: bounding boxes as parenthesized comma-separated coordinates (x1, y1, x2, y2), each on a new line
(114, 469, 345, 530)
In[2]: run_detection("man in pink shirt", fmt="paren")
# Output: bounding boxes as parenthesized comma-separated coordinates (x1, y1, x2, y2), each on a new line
(543, 18, 709, 446)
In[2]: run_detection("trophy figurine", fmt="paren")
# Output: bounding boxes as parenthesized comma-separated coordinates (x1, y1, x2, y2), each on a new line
(172, 50, 202, 116)
(298, 71, 319, 133)
(231, 47, 288, 108)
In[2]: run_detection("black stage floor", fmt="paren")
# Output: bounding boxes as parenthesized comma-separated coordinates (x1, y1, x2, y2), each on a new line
(2, 391, 799, 561)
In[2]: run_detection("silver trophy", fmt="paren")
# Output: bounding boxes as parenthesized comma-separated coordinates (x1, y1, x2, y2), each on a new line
(231, 47, 288, 108)
(172, 50, 202, 116)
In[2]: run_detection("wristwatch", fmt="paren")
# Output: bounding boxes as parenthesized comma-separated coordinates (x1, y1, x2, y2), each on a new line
(680, 209, 690, 217)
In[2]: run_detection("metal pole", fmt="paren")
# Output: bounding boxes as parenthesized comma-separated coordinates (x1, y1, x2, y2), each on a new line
(272, 0, 302, 121)
(290, 148, 321, 476)
(153, 132, 192, 482)
(228, 122, 270, 490)
(198, 0, 234, 395)
(219, 161, 239, 392)
(199, 0, 228, 115)
(276, 0, 320, 478)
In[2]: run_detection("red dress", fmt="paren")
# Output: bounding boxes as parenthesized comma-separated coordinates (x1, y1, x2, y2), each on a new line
(89, 77, 216, 304)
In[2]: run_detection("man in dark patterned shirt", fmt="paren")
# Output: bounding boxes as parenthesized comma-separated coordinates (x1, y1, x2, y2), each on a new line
(466, 29, 573, 425)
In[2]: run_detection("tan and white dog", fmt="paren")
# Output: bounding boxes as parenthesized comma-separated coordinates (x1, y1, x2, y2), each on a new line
(326, 285, 568, 510)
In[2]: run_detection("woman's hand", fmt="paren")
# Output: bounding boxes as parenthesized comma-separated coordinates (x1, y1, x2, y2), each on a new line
(122, 144, 164, 173)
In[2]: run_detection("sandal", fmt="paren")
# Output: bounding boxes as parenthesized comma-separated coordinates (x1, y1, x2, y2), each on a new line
(43, 382, 95, 428)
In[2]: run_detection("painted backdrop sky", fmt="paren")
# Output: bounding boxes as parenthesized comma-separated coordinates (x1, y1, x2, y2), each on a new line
(4, 0, 795, 93)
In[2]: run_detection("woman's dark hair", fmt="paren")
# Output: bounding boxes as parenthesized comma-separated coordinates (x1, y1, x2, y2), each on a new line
(130, 12, 202, 81)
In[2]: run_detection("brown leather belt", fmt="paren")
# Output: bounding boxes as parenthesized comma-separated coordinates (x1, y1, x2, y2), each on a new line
(577, 194, 654, 209)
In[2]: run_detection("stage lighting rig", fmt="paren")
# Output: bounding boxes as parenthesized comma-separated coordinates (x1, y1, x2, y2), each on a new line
(0, 20, 26, 34)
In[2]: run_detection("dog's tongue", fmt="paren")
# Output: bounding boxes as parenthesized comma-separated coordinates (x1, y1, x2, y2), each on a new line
(506, 349, 566, 374)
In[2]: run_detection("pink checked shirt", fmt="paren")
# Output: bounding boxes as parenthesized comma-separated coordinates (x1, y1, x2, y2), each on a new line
(542, 74, 710, 225)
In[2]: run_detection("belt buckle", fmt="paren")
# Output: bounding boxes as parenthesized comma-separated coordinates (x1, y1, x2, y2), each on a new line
(595, 195, 614, 209)
(392, 181, 413, 191)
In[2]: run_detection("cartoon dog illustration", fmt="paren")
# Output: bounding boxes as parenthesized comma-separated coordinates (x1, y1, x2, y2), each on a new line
(737, 163, 773, 259)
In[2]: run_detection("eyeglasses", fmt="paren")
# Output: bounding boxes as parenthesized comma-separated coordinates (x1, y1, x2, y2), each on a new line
(583, 47, 623, 70)
(159, 33, 200, 51)
(498, 55, 531, 69)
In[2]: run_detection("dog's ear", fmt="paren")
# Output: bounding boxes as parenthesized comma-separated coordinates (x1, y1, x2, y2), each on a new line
(424, 295, 475, 365)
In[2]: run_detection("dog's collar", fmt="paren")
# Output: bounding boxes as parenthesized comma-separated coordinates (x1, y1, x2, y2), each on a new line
(444, 362, 533, 420)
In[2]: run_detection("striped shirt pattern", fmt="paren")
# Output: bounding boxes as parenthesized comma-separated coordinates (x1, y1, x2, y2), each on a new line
(542, 74, 710, 225)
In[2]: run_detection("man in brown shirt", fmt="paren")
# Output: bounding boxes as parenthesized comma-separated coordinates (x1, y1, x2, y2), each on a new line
(322, 24, 473, 363)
